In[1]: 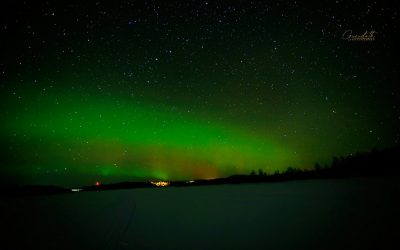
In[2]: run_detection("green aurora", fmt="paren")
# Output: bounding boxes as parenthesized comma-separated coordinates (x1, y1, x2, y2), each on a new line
(1, 82, 296, 185)
(0, 1, 399, 186)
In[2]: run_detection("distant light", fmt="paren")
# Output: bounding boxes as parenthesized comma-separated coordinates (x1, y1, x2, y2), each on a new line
(151, 181, 170, 187)
(95, 181, 101, 186)
(71, 188, 82, 192)
(186, 180, 195, 184)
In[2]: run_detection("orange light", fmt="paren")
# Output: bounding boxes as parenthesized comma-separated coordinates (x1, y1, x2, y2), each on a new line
(95, 181, 101, 186)
(150, 181, 170, 187)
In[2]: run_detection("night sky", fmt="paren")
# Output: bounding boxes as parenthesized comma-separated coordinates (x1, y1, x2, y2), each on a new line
(1, 0, 399, 187)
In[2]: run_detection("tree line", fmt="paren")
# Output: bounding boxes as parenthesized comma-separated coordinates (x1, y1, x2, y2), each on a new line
(246, 146, 400, 182)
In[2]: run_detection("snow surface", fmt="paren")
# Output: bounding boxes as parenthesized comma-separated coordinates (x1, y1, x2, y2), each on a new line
(1, 177, 399, 250)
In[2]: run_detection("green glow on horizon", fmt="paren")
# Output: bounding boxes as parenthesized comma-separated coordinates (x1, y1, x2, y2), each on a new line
(1, 84, 297, 185)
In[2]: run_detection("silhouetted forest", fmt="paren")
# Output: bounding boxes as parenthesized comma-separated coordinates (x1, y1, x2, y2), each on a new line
(2, 146, 399, 196)
(176, 146, 400, 186)
(242, 146, 400, 183)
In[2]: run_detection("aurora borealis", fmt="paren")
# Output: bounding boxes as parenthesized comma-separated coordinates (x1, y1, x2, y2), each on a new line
(1, 1, 399, 186)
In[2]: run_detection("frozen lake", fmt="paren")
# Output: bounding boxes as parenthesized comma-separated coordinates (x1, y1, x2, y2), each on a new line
(1, 177, 399, 249)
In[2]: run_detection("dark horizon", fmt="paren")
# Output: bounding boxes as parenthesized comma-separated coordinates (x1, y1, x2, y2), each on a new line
(2, 145, 399, 194)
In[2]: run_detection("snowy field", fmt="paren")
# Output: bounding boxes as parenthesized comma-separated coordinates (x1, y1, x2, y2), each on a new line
(1, 177, 399, 250)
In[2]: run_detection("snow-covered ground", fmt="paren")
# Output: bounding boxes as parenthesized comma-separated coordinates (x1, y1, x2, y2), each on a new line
(1, 176, 399, 250)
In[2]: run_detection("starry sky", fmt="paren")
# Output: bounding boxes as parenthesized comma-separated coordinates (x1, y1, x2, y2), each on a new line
(1, 0, 399, 187)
